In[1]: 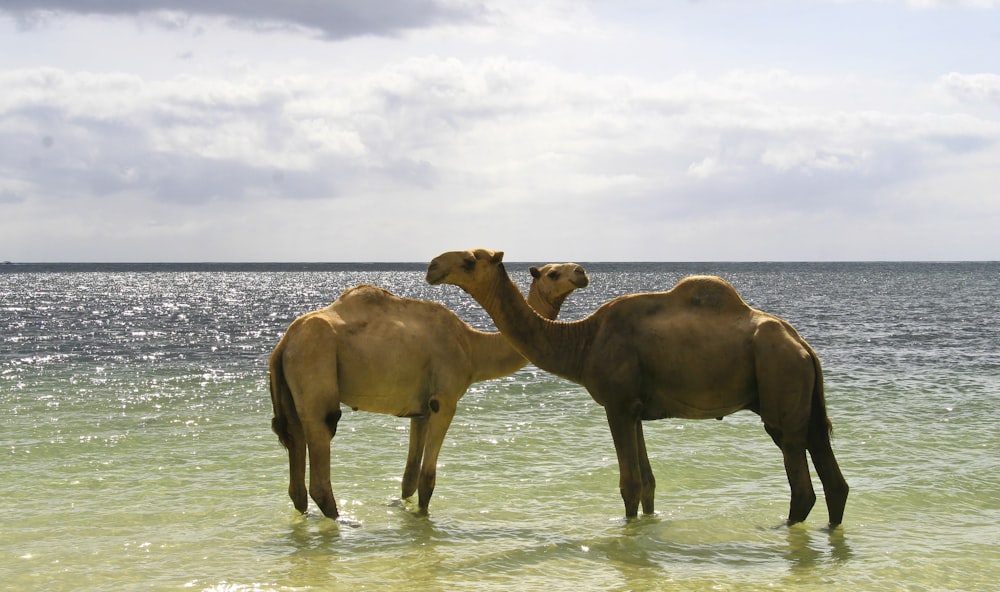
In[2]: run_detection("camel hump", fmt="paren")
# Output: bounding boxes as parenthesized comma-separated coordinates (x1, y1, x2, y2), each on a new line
(334, 284, 405, 308)
(673, 275, 749, 310)
(325, 284, 403, 317)
(333, 284, 449, 322)
(340, 284, 393, 300)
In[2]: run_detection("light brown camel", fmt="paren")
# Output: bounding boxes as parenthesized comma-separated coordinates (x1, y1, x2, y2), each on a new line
(426, 249, 848, 527)
(269, 262, 589, 519)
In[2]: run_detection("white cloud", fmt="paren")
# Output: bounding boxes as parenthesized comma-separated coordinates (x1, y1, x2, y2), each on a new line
(0, 1, 998, 261)
(0, 0, 487, 39)
(3, 57, 999, 259)
(936, 72, 1000, 105)
(905, 0, 1000, 7)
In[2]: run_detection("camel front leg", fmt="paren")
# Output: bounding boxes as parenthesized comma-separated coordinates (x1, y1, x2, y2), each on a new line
(635, 420, 656, 515)
(416, 398, 457, 514)
(605, 406, 643, 518)
(402, 416, 428, 500)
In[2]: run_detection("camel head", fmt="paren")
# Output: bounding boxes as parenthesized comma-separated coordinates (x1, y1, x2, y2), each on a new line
(427, 248, 589, 305)
(426, 248, 505, 292)
(529, 262, 590, 303)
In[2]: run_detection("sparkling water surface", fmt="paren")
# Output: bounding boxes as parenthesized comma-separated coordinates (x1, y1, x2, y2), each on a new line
(2, 262, 998, 591)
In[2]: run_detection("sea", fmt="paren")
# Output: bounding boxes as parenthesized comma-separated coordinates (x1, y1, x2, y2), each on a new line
(2, 261, 998, 591)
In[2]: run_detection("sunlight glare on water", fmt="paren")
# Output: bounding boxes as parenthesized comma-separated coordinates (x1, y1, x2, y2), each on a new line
(2, 262, 999, 591)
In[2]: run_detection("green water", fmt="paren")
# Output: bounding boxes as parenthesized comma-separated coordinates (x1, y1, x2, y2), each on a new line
(3, 263, 999, 590)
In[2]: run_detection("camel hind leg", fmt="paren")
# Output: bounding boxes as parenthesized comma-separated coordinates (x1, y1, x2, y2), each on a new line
(755, 319, 818, 524)
(806, 411, 849, 527)
(284, 420, 309, 513)
(808, 431, 848, 527)
(281, 321, 345, 519)
(270, 352, 308, 513)
(402, 416, 428, 500)
(635, 420, 656, 515)
(290, 378, 347, 520)
(766, 426, 816, 524)
(414, 397, 457, 514)
(302, 408, 343, 519)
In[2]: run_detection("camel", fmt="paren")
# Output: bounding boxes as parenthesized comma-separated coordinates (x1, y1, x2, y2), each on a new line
(269, 262, 589, 519)
(426, 249, 848, 527)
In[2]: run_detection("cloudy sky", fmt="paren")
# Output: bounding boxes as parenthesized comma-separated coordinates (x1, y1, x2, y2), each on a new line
(1, 0, 998, 262)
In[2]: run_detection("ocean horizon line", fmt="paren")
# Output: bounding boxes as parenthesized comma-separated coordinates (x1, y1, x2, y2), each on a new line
(2, 260, 997, 275)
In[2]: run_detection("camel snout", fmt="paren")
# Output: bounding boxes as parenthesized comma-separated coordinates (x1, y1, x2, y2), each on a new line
(425, 262, 445, 285)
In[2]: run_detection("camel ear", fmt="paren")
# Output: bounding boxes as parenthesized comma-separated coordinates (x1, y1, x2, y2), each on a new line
(529, 266, 541, 279)
(490, 251, 504, 264)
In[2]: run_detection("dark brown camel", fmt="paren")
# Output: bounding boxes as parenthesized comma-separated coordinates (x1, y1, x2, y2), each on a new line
(426, 248, 848, 527)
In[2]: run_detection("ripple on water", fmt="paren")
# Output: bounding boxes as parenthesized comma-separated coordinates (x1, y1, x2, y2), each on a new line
(2, 264, 999, 591)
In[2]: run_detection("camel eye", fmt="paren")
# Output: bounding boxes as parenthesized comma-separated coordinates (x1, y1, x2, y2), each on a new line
(547, 271, 560, 280)
(462, 258, 476, 271)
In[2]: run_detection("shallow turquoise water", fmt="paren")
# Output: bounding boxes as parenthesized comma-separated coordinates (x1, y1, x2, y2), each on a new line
(2, 263, 998, 590)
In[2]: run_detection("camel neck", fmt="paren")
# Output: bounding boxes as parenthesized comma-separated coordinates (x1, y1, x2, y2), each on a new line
(472, 264, 587, 383)
(466, 275, 565, 382)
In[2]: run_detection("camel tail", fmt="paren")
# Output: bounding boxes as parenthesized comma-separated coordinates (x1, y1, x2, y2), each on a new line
(269, 345, 296, 451)
(808, 349, 833, 439)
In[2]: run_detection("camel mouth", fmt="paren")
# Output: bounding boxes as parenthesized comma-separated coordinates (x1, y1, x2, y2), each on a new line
(425, 267, 445, 285)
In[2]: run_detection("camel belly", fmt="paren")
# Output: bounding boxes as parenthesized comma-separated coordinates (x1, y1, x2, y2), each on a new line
(340, 389, 427, 417)
(337, 363, 431, 417)
(640, 395, 753, 421)
(635, 330, 758, 420)
(640, 378, 757, 420)
(334, 346, 437, 417)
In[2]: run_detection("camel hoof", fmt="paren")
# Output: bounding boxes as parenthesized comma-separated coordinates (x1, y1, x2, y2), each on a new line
(318, 507, 340, 520)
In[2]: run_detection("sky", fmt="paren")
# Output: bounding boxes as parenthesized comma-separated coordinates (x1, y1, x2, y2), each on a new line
(0, 0, 998, 262)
